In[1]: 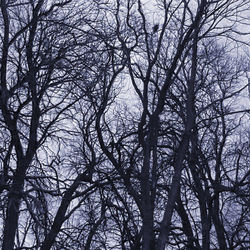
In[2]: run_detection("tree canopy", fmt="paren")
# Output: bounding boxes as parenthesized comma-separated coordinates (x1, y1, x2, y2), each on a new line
(0, 0, 249, 249)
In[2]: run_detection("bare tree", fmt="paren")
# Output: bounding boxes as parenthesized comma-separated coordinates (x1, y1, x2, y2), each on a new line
(0, 0, 97, 248)
(87, 1, 249, 249)
(1, 0, 249, 249)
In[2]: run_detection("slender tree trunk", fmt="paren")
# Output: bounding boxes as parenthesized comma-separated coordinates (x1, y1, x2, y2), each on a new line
(212, 127, 227, 249)
(157, 133, 190, 250)
(141, 115, 159, 250)
(212, 193, 227, 249)
(2, 160, 27, 250)
(141, 144, 155, 250)
(157, 14, 202, 248)
(176, 195, 198, 249)
(40, 173, 88, 250)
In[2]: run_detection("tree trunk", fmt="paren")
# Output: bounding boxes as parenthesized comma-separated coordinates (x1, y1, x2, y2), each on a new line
(2, 160, 27, 250)
(157, 133, 190, 250)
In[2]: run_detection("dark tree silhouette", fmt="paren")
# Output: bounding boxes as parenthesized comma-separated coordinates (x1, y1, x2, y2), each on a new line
(0, 0, 249, 249)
